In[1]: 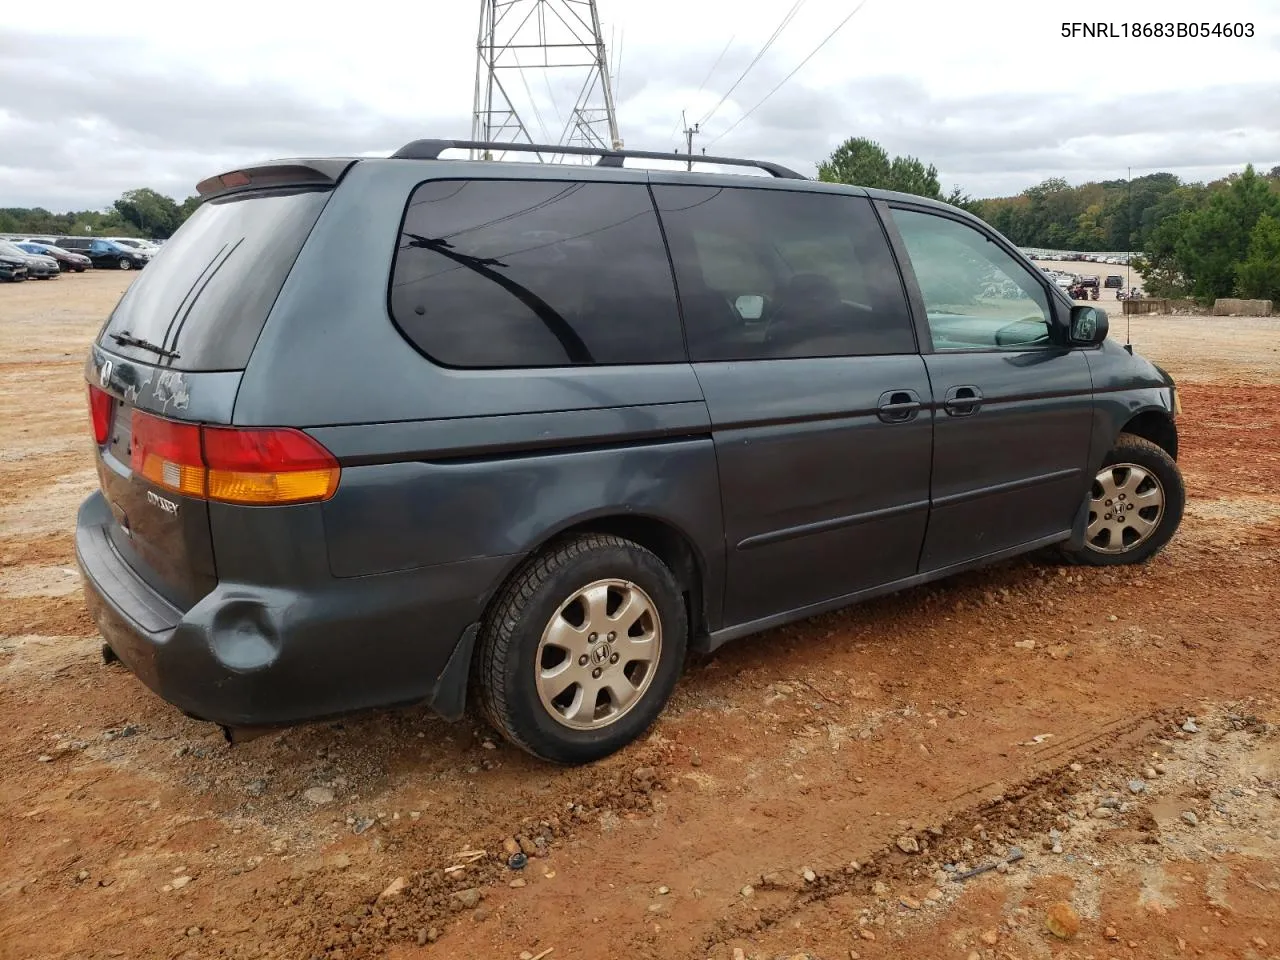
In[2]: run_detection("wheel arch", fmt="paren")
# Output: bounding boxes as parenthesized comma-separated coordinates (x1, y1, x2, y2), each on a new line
(1119, 407, 1178, 460)
(483, 510, 714, 647)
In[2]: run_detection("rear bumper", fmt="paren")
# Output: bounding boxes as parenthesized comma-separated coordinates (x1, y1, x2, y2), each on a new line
(75, 491, 508, 728)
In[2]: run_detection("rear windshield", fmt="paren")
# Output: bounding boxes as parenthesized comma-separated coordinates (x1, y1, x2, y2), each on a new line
(100, 188, 330, 371)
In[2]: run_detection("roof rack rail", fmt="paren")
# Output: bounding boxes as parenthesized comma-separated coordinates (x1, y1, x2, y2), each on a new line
(389, 138, 806, 180)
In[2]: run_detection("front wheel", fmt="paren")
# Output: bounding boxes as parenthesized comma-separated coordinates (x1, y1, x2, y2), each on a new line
(474, 533, 687, 764)
(1063, 434, 1185, 566)
(118, 258, 132, 271)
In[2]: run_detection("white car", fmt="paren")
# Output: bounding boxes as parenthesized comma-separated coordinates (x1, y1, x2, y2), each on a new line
(107, 238, 159, 259)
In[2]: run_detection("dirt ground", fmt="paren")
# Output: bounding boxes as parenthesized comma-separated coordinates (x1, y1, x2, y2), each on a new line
(2, 272, 1279, 960)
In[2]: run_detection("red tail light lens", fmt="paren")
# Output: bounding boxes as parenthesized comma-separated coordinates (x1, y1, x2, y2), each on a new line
(203, 427, 340, 505)
(131, 411, 205, 497)
(87, 385, 114, 445)
(127, 410, 340, 505)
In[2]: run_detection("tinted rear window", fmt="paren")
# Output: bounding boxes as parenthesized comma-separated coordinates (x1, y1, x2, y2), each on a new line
(389, 179, 685, 368)
(100, 188, 329, 371)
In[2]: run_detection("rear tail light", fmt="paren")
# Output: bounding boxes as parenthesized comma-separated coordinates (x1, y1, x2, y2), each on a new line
(87, 385, 114, 444)
(130, 415, 206, 497)
(129, 410, 339, 505)
(204, 426, 340, 505)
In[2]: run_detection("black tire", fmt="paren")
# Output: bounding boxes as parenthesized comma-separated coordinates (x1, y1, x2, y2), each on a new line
(1062, 433, 1184, 566)
(474, 533, 687, 764)
(118, 258, 132, 271)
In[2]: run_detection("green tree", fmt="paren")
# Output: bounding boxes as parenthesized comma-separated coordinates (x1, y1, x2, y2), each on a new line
(886, 155, 940, 198)
(943, 186, 984, 216)
(817, 138, 893, 189)
(817, 138, 947, 203)
(1175, 165, 1280, 300)
(1236, 214, 1280, 301)
(1132, 211, 1193, 297)
(114, 188, 184, 239)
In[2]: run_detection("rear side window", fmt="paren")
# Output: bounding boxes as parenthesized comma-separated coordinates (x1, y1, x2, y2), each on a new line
(389, 179, 685, 368)
(101, 188, 330, 371)
(653, 186, 915, 361)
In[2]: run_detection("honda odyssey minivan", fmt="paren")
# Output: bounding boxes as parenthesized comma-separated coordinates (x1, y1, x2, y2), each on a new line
(76, 139, 1184, 764)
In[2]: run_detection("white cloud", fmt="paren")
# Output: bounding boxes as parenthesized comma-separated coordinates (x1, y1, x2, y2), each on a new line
(3, 0, 1278, 210)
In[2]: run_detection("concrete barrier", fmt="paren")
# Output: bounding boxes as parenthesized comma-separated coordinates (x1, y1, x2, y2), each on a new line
(1122, 299, 1167, 315)
(1212, 298, 1274, 317)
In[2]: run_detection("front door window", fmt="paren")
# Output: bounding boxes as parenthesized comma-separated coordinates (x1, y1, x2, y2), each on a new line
(893, 210, 1052, 351)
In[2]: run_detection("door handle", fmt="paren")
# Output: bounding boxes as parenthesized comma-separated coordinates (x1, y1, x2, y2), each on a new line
(943, 385, 983, 417)
(877, 389, 923, 423)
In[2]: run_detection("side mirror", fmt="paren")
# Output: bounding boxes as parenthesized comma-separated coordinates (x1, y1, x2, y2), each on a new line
(735, 294, 765, 322)
(1069, 305, 1109, 345)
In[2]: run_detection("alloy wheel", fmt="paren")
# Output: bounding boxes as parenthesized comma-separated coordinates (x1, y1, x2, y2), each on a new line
(1087, 462, 1166, 554)
(534, 578, 662, 730)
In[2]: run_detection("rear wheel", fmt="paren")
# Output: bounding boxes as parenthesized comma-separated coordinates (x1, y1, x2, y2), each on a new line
(475, 533, 687, 764)
(118, 258, 132, 271)
(1063, 433, 1184, 566)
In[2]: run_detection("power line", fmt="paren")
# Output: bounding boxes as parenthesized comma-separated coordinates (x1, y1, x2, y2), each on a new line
(613, 25, 626, 102)
(695, 34, 736, 97)
(667, 33, 736, 148)
(705, 0, 870, 148)
(514, 52, 553, 144)
(696, 0, 806, 128)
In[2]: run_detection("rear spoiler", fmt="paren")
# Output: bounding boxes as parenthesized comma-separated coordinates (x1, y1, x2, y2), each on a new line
(195, 159, 359, 201)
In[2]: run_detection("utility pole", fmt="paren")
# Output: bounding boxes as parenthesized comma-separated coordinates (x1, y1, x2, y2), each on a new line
(682, 111, 700, 171)
(1126, 166, 1133, 293)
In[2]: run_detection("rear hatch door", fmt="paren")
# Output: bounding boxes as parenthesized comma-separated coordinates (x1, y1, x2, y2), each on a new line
(86, 177, 338, 610)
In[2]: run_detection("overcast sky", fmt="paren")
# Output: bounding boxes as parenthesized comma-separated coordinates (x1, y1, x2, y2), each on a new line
(3, 0, 1278, 211)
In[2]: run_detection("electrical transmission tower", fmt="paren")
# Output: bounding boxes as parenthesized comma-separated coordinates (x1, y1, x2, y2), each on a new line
(471, 0, 622, 161)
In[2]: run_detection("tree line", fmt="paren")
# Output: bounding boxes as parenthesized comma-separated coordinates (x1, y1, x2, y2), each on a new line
(819, 137, 1280, 303)
(0, 188, 200, 240)
(6, 148, 1279, 303)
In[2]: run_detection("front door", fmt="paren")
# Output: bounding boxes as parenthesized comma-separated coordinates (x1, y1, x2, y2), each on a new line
(887, 205, 1095, 573)
(651, 182, 933, 629)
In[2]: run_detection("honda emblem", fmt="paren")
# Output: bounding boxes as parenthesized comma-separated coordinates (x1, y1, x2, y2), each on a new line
(99, 359, 113, 389)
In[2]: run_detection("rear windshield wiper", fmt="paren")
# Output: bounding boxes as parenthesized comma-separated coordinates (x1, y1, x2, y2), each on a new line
(109, 331, 181, 360)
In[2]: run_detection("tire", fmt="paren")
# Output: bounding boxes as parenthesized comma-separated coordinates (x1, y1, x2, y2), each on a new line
(1062, 433, 1185, 566)
(474, 533, 687, 764)
(118, 258, 132, 271)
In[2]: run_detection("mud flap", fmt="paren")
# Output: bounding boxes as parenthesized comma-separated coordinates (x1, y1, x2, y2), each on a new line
(220, 725, 274, 746)
(1067, 495, 1090, 550)
(427, 622, 480, 722)
(102, 642, 120, 665)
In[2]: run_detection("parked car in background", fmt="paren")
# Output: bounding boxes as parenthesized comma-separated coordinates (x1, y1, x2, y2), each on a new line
(1104, 275, 1124, 289)
(0, 248, 28, 282)
(0, 240, 59, 279)
(18, 242, 91, 273)
(78, 239, 149, 271)
(107, 238, 159, 259)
